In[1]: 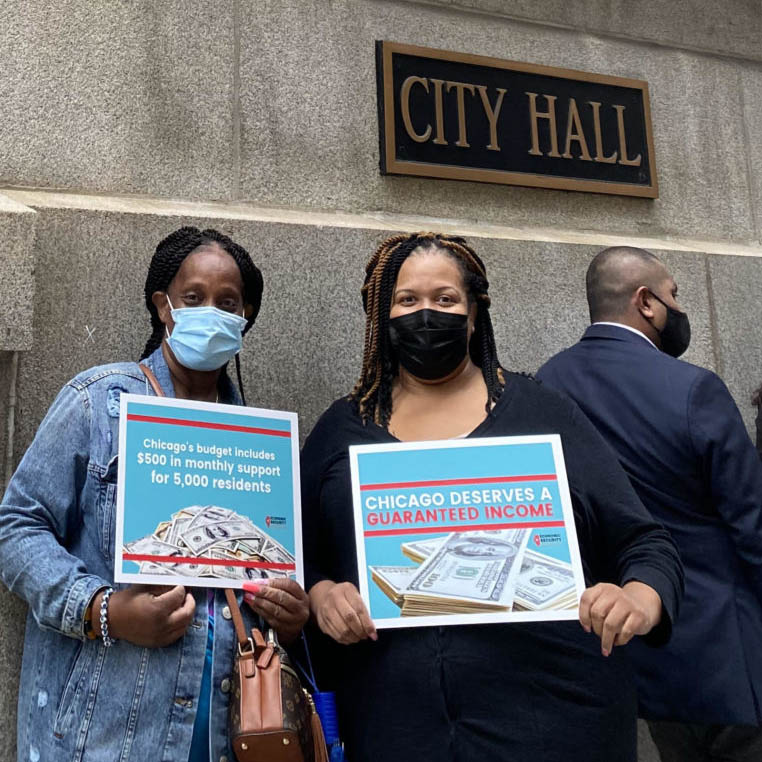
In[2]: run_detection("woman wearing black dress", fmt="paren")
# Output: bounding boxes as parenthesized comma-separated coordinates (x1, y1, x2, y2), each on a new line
(301, 232, 683, 762)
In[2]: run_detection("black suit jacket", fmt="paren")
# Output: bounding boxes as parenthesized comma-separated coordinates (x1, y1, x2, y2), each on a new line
(538, 323, 762, 725)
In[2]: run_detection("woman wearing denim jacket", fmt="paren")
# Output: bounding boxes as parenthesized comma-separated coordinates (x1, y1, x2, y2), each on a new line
(0, 227, 309, 762)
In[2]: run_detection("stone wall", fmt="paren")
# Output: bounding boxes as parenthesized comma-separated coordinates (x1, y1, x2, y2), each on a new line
(2, 2, 762, 759)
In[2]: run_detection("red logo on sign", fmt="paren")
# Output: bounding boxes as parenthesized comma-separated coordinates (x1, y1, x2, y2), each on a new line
(265, 516, 271, 527)
(533, 534, 541, 547)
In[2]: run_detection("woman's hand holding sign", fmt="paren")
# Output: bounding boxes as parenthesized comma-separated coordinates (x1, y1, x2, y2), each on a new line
(579, 581, 662, 657)
(243, 578, 310, 644)
(93, 585, 196, 647)
(309, 580, 378, 644)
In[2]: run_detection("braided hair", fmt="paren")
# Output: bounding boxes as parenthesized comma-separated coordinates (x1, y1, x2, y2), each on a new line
(351, 232, 504, 426)
(140, 226, 263, 404)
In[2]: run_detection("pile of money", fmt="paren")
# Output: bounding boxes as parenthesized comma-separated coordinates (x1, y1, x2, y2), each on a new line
(123, 504, 294, 581)
(371, 531, 577, 616)
(370, 567, 410, 606)
(512, 550, 578, 611)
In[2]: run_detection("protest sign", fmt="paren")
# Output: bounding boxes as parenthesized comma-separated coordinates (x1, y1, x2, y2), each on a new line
(350, 435, 585, 628)
(115, 394, 301, 588)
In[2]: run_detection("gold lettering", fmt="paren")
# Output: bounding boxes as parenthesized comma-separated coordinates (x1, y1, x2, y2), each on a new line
(400, 76, 432, 143)
(526, 93, 560, 157)
(446, 80, 477, 148)
(561, 98, 592, 161)
(430, 78, 448, 145)
(588, 101, 618, 163)
(614, 104, 642, 166)
(476, 85, 506, 152)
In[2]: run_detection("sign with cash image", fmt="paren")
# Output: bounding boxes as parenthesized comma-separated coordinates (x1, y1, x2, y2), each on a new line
(350, 435, 586, 628)
(115, 394, 301, 588)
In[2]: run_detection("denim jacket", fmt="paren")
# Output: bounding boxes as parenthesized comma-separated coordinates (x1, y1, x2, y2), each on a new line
(0, 348, 252, 762)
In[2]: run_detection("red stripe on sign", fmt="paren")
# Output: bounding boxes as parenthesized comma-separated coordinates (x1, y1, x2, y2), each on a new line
(360, 474, 557, 491)
(123, 553, 295, 571)
(364, 520, 565, 537)
(126, 414, 291, 438)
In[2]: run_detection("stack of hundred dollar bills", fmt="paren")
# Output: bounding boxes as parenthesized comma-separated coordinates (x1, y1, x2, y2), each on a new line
(370, 529, 577, 616)
(123, 504, 294, 581)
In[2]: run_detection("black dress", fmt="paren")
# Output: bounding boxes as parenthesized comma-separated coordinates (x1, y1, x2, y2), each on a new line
(301, 373, 683, 762)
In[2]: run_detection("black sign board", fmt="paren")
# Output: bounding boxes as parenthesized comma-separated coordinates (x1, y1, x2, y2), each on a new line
(376, 41, 658, 197)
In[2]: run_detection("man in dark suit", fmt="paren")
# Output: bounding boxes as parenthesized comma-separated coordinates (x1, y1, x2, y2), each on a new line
(537, 246, 762, 761)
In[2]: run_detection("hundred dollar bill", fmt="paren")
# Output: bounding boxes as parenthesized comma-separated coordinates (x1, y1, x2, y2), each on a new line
(126, 539, 205, 578)
(370, 566, 416, 606)
(167, 516, 193, 548)
(207, 550, 288, 581)
(207, 550, 256, 580)
(237, 537, 264, 556)
(180, 519, 262, 554)
(174, 558, 208, 577)
(139, 561, 172, 575)
(404, 529, 529, 609)
(187, 505, 233, 529)
(124, 535, 180, 557)
(400, 537, 445, 564)
(261, 538, 296, 565)
(514, 550, 578, 610)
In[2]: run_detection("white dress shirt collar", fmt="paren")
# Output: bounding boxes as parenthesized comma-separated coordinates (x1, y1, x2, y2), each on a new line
(592, 321, 658, 349)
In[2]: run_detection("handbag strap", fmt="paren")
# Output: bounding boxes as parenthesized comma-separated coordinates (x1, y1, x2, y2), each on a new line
(225, 589, 271, 666)
(225, 588, 250, 649)
(139, 363, 166, 397)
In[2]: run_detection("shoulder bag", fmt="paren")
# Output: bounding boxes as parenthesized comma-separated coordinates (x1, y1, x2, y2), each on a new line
(225, 589, 328, 762)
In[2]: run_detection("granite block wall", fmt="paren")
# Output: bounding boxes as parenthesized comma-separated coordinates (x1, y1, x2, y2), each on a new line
(240, 0, 762, 242)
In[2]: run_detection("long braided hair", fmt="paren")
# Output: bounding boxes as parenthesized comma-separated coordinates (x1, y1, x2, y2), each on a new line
(140, 226, 263, 404)
(351, 232, 504, 426)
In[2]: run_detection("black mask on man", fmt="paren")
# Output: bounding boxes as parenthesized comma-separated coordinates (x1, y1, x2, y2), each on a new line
(648, 290, 691, 358)
(389, 308, 469, 380)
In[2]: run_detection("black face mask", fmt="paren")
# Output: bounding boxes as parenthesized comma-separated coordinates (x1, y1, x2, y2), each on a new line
(389, 308, 469, 380)
(648, 290, 691, 358)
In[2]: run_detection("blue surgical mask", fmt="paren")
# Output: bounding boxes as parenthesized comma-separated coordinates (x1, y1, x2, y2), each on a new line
(165, 296, 248, 371)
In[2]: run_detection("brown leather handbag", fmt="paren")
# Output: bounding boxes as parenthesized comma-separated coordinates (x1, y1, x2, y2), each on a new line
(224, 589, 328, 762)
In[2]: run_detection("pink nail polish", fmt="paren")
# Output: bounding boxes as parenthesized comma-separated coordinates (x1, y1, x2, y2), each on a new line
(242, 582, 261, 594)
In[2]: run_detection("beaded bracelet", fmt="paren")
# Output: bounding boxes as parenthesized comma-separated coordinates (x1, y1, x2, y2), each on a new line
(99, 587, 116, 647)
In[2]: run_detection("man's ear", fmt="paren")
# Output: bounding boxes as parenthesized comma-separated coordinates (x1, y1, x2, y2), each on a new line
(634, 286, 655, 319)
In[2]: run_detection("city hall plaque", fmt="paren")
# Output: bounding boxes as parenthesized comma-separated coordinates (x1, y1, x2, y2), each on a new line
(376, 41, 658, 197)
